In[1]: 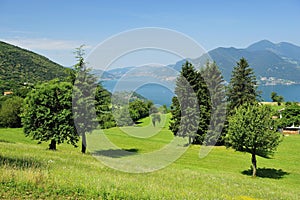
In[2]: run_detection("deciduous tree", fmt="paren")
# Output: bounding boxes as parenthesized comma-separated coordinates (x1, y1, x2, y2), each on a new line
(226, 104, 282, 177)
(0, 96, 23, 128)
(271, 92, 284, 105)
(22, 80, 78, 150)
(278, 103, 300, 128)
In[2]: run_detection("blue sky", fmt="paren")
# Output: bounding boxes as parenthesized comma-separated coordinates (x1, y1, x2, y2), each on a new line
(0, 0, 299, 66)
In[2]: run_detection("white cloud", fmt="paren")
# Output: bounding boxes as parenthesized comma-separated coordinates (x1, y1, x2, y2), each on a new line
(1, 37, 88, 51)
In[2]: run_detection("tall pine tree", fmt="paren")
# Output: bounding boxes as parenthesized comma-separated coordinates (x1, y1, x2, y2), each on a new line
(72, 46, 98, 153)
(202, 62, 226, 145)
(174, 62, 199, 144)
(195, 66, 211, 144)
(227, 58, 259, 112)
(169, 61, 211, 144)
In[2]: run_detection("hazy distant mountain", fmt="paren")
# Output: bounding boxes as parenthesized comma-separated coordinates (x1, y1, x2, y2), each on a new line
(93, 40, 300, 103)
(247, 40, 300, 62)
(196, 40, 300, 84)
(92, 69, 116, 80)
(101, 40, 300, 86)
(107, 67, 136, 79)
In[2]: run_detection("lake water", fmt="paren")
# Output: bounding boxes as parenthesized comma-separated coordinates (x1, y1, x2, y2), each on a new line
(259, 84, 300, 102)
(102, 80, 175, 106)
(103, 80, 300, 106)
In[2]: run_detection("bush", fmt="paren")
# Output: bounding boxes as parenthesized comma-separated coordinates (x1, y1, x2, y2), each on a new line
(0, 96, 23, 128)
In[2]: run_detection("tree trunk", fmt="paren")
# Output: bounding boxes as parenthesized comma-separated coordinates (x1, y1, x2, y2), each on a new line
(251, 152, 257, 177)
(49, 139, 56, 150)
(81, 133, 87, 153)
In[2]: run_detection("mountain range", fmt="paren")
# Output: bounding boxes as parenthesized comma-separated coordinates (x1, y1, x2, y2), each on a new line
(205, 40, 300, 84)
(102, 40, 300, 86)
(1, 39, 299, 102)
(99, 40, 300, 103)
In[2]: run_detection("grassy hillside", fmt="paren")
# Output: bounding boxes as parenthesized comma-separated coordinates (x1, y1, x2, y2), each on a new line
(0, 41, 69, 94)
(0, 116, 299, 199)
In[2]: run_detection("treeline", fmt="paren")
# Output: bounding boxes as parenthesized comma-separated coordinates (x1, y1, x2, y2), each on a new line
(169, 58, 287, 176)
(0, 47, 153, 153)
(170, 60, 229, 145)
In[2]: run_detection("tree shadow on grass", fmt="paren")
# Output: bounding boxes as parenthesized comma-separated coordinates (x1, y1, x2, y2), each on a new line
(242, 167, 289, 179)
(0, 155, 43, 169)
(0, 139, 15, 144)
(92, 148, 139, 158)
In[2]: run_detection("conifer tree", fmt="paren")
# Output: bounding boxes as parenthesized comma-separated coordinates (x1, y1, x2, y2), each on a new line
(72, 46, 98, 153)
(202, 62, 226, 145)
(169, 96, 181, 135)
(174, 63, 199, 144)
(94, 84, 116, 129)
(227, 58, 259, 112)
(170, 61, 211, 144)
(195, 66, 211, 144)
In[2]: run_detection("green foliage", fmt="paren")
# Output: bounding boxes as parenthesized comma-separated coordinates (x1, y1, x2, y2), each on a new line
(170, 61, 211, 144)
(160, 104, 168, 113)
(0, 96, 23, 128)
(173, 62, 200, 144)
(21, 80, 79, 150)
(271, 92, 284, 105)
(111, 91, 152, 127)
(72, 46, 98, 153)
(278, 103, 300, 128)
(169, 96, 181, 134)
(226, 104, 282, 176)
(129, 99, 151, 122)
(113, 106, 134, 126)
(227, 58, 260, 112)
(0, 41, 68, 95)
(113, 99, 152, 126)
(202, 62, 227, 145)
(94, 84, 116, 129)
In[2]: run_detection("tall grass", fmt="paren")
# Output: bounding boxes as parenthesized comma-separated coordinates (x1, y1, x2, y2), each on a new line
(0, 116, 299, 199)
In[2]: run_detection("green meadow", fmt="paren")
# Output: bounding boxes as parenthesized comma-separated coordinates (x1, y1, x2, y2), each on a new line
(0, 114, 299, 199)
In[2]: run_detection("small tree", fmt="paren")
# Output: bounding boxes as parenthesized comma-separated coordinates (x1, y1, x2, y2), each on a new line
(151, 114, 161, 127)
(226, 104, 282, 177)
(271, 92, 284, 106)
(129, 99, 151, 122)
(150, 106, 161, 127)
(22, 80, 78, 150)
(0, 96, 23, 128)
(278, 103, 300, 128)
(113, 105, 134, 126)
